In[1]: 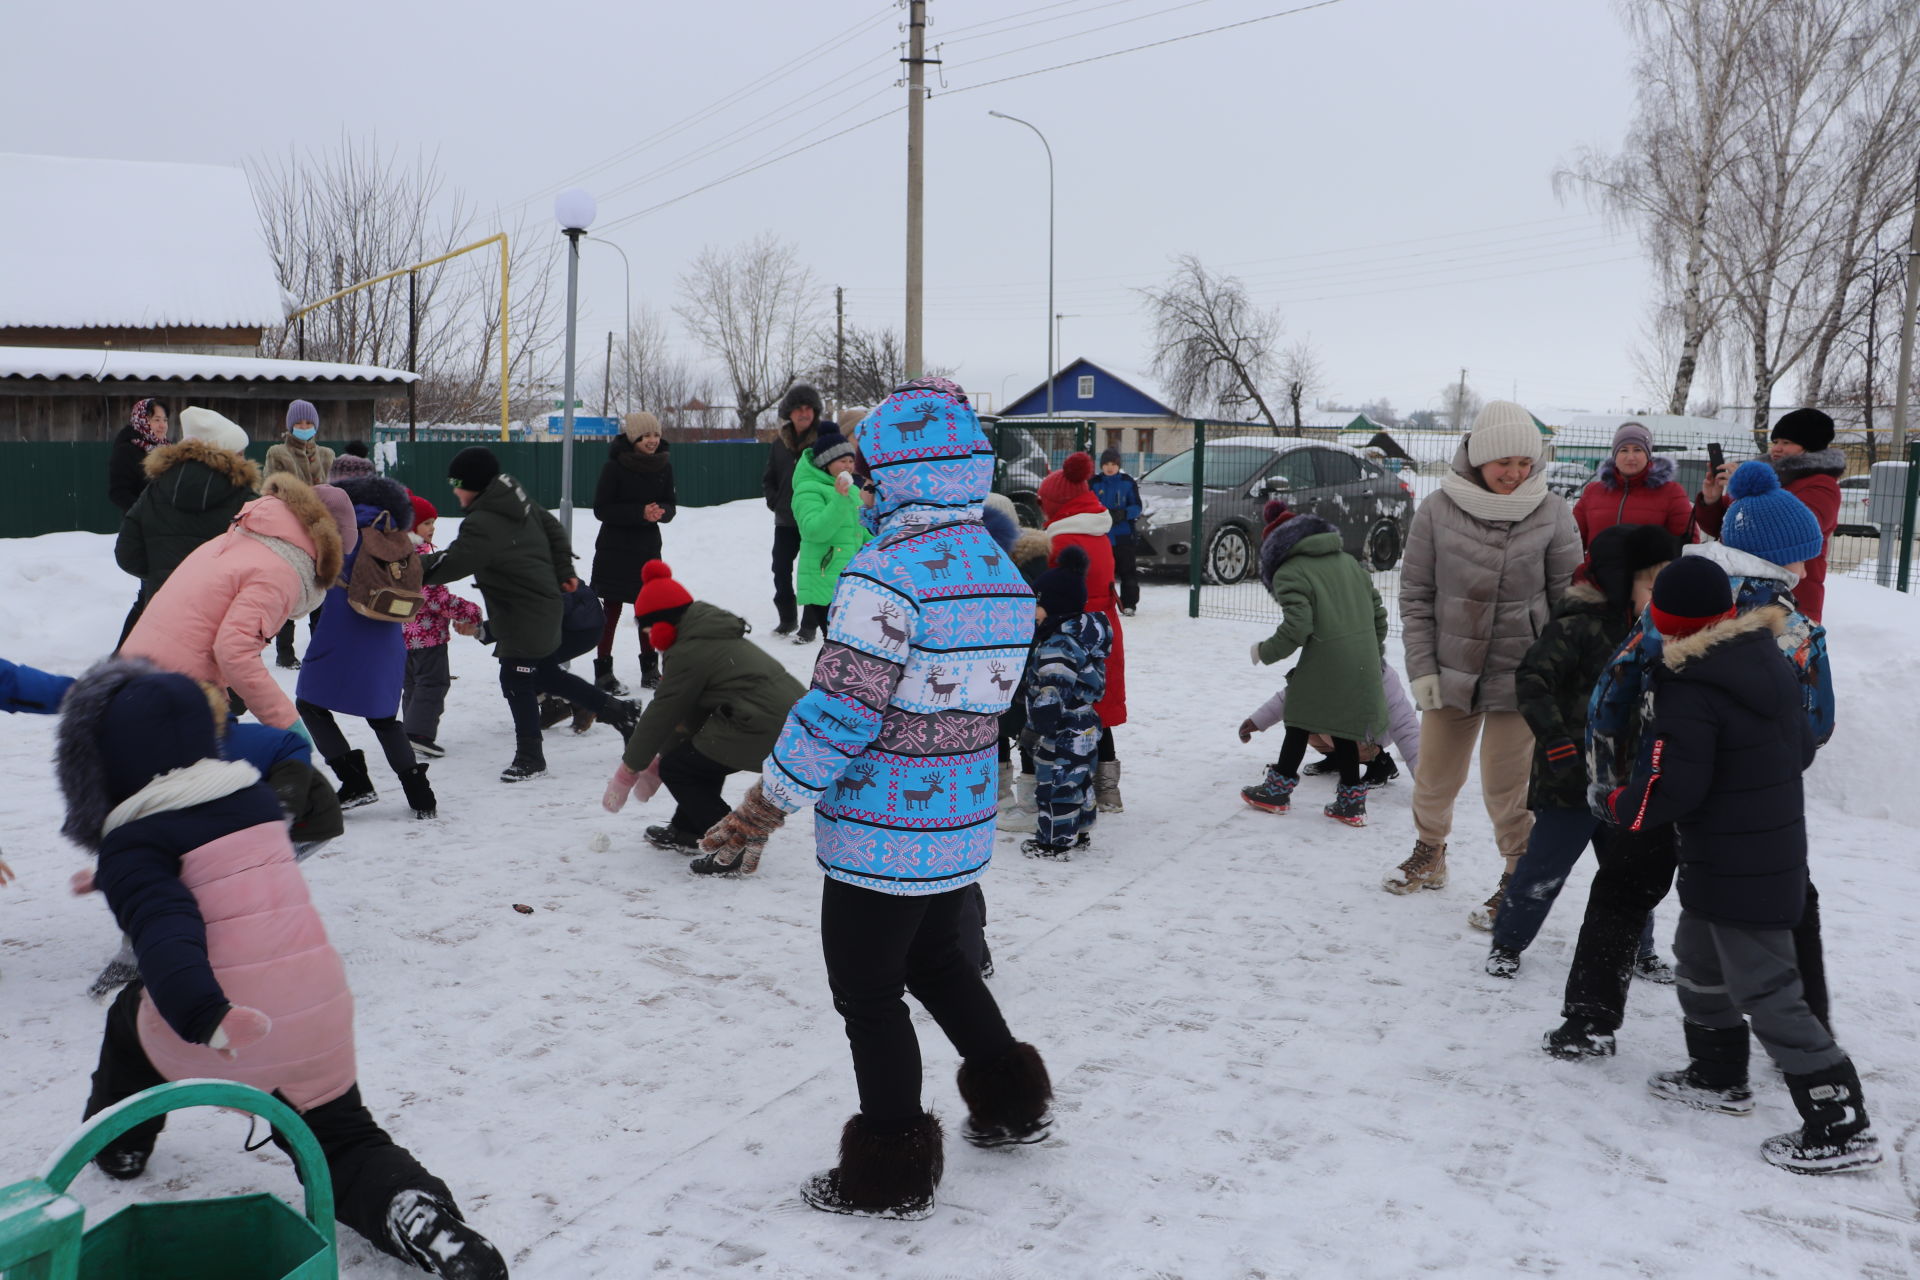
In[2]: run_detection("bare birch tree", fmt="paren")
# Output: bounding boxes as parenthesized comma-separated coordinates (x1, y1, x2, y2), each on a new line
(1139, 255, 1283, 429)
(1277, 339, 1324, 434)
(1441, 378, 1483, 433)
(675, 234, 822, 433)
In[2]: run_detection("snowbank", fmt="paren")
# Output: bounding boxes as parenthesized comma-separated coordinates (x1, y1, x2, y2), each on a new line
(1806, 575, 1920, 826)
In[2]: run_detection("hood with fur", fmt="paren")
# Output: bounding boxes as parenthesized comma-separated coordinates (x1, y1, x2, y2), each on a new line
(57, 656, 226, 851)
(1595, 454, 1677, 491)
(329, 474, 413, 531)
(141, 438, 262, 513)
(248, 474, 345, 587)
(1773, 447, 1846, 484)
(1259, 513, 1340, 587)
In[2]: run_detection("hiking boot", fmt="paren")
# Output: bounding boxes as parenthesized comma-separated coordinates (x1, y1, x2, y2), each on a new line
(1241, 766, 1298, 814)
(1543, 1017, 1617, 1060)
(1764, 1059, 1882, 1174)
(800, 1113, 942, 1221)
(330, 749, 377, 810)
(593, 655, 629, 697)
(1633, 952, 1676, 984)
(1383, 840, 1447, 894)
(1468, 871, 1512, 931)
(398, 764, 437, 819)
(1485, 945, 1521, 979)
(500, 754, 547, 783)
(1362, 750, 1400, 788)
(1094, 760, 1123, 813)
(1324, 783, 1367, 827)
(275, 647, 301, 670)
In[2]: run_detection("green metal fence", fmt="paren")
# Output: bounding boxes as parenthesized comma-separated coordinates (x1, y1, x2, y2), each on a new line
(0, 438, 767, 540)
(981, 418, 1095, 527)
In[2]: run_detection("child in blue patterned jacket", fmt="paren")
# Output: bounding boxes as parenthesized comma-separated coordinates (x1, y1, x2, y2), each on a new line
(1021, 545, 1110, 859)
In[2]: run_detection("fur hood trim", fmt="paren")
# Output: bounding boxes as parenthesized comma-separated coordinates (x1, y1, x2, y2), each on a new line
(1774, 447, 1847, 483)
(1662, 603, 1787, 671)
(1564, 581, 1606, 606)
(261, 473, 344, 586)
(1259, 513, 1340, 586)
(144, 437, 263, 490)
(56, 656, 159, 850)
(1012, 526, 1052, 566)
(1596, 454, 1677, 491)
(330, 474, 413, 531)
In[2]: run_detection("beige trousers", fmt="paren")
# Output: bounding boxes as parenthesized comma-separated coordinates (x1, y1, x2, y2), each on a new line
(1409, 708, 1535, 862)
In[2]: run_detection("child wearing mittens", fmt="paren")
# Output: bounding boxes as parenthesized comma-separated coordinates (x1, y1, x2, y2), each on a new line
(58, 658, 508, 1278)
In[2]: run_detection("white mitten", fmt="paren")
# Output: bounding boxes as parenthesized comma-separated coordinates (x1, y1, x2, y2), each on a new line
(1410, 674, 1444, 712)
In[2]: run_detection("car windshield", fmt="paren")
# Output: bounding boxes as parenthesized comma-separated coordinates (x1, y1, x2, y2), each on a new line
(1141, 446, 1277, 488)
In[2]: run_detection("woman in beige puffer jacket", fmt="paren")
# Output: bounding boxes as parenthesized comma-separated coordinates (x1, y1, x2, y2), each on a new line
(1390, 402, 1581, 926)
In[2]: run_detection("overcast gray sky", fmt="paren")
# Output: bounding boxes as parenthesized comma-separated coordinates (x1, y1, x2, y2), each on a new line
(3, 0, 1650, 421)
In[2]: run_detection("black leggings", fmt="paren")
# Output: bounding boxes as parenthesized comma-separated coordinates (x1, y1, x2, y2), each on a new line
(296, 700, 417, 776)
(1276, 726, 1359, 786)
(85, 982, 454, 1263)
(1097, 724, 1117, 764)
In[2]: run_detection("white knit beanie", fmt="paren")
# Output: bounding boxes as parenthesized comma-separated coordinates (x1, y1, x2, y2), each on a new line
(1466, 400, 1543, 466)
(178, 407, 251, 455)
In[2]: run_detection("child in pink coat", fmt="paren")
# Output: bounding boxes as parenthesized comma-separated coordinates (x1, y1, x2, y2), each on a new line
(58, 657, 508, 1279)
(401, 495, 480, 757)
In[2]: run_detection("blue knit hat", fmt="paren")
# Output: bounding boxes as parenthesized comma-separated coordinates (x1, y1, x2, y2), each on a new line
(1721, 460, 1825, 567)
(811, 423, 856, 469)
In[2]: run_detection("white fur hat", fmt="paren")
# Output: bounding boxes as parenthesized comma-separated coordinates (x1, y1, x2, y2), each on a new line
(178, 407, 250, 455)
(1466, 400, 1543, 466)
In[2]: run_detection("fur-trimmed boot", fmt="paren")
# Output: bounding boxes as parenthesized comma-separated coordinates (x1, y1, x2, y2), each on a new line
(330, 749, 377, 809)
(1648, 1020, 1754, 1115)
(1763, 1059, 1882, 1174)
(957, 1041, 1055, 1149)
(800, 1113, 943, 1220)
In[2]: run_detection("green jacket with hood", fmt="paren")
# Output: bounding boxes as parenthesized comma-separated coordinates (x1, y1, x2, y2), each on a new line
(622, 601, 805, 772)
(790, 447, 871, 607)
(421, 473, 570, 659)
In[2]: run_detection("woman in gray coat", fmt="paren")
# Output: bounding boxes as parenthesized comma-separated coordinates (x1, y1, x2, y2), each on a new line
(1389, 401, 1582, 927)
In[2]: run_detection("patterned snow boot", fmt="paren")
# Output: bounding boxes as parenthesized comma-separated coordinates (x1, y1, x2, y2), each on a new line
(1467, 870, 1512, 932)
(1240, 766, 1298, 814)
(1383, 840, 1447, 894)
(1648, 1020, 1754, 1115)
(800, 1113, 943, 1220)
(958, 1042, 1055, 1149)
(1763, 1059, 1882, 1174)
(1324, 783, 1367, 827)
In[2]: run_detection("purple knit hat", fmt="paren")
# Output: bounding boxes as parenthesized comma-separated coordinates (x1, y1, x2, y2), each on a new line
(312, 484, 360, 557)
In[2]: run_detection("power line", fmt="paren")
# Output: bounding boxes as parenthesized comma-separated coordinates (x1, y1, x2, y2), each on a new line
(938, 0, 1127, 39)
(940, 0, 1174, 46)
(949, 0, 1229, 69)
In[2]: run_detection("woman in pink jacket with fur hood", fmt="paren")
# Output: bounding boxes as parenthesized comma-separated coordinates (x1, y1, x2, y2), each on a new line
(58, 657, 509, 1279)
(119, 473, 352, 730)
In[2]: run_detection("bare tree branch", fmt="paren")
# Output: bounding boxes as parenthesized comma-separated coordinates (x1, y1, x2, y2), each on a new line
(1138, 255, 1283, 429)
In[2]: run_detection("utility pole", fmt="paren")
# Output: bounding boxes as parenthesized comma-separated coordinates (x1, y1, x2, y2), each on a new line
(903, 0, 931, 378)
(1457, 367, 1468, 431)
(835, 285, 846, 415)
(1894, 163, 1920, 454)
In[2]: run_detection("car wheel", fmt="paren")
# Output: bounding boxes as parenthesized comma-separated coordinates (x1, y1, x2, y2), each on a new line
(1364, 517, 1402, 572)
(1203, 523, 1254, 585)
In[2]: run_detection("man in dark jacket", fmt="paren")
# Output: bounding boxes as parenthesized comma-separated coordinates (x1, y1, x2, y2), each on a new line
(600, 562, 805, 850)
(423, 447, 637, 782)
(1609, 558, 1879, 1176)
(762, 384, 823, 635)
(1088, 448, 1143, 615)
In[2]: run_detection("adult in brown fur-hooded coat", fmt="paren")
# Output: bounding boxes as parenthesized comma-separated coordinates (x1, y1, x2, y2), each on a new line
(121, 475, 349, 730)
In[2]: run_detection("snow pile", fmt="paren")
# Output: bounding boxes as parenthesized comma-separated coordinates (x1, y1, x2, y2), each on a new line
(2, 505, 1918, 1277)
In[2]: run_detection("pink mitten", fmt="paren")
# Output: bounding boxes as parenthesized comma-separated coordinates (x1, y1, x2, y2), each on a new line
(631, 759, 663, 802)
(602, 763, 642, 813)
(208, 1005, 272, 1060)
(70, 868, 96, 896)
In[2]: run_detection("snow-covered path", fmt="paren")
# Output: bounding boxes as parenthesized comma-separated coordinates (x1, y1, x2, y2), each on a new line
(3, 504, 1918, 1278)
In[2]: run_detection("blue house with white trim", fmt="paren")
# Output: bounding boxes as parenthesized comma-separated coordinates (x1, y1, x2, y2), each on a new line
(1000, 357, 1203, 468)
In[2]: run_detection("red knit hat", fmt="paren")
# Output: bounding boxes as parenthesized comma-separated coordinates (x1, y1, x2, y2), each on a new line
(632, 561, 695, 649)
(409, 494, 437, 527)
(1038, 452, 1101, 522)
(1260, 499, 1293, 543)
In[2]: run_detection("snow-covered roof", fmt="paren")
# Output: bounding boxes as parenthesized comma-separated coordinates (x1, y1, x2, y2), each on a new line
(0, 153, 286, 330)
(0, 346, 417, 385)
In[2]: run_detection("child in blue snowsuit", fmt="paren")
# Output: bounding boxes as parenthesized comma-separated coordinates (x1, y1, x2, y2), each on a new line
(1089, 448, 1143, 615)
(1022, 546, 1111, 859)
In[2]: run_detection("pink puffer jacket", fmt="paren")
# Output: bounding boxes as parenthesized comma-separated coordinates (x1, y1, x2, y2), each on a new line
(136, 819, 357, 1112)
(122, 476, 343, 730)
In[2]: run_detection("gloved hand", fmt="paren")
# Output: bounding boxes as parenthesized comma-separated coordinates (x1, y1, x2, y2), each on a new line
(70, 868, 96, 895)
(690, 781, 787, 875)
(1410, 675, 1444, 711)
(601, 759, 663, 812)
(207, 1005, 272, 1060)
(1249, 642, 1265, 667)
(287, 718, 314, 749)
(1543, 738, 1581, 773)
(1237, 718, 1259, 743)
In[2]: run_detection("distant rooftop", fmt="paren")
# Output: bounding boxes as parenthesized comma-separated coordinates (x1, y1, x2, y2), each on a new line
(0, 346, 416, 385)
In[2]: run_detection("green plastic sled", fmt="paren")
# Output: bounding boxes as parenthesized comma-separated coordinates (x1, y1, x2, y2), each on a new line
(0, 1079, 336, 1280)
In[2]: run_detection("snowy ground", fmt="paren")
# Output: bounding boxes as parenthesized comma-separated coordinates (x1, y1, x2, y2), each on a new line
(3, 502, 1919, 1279)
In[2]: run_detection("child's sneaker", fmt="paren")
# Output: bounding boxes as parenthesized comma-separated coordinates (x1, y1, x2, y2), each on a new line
(1300, 755, 1341, 777)
(645, 824, 701, 853)
(1241, 767, 1298, 814)
(408, 735, 446, 759)
(1324, 783, 1367, 826)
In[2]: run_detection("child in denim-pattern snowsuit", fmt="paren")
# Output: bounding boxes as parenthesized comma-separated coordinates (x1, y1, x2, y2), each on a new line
(1023, 545, 1109, 857)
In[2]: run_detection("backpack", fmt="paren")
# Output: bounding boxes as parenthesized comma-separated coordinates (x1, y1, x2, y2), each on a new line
(346, 510, 424, 622)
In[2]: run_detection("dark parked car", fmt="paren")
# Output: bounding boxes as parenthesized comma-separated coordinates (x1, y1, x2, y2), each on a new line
(1135, 437, 1414, 584)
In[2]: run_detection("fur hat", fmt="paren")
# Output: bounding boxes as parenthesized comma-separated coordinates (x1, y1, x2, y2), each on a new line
(1035, 544, 1089, 618)
(1771, 407, 1835, 453)
(285, 400, 319, 431)
(1649, 557, 1735, 639)
(1038, 452, 1098, 522)
(1584, 522, 1680, 614)
(1721, 461, 1825, 567)
(328, 454, 377, 482)
(622, 410, 661, 441)
(57, 657, 222, 850)
(409, 494, 438, 527)
(633, 561, 694, 649)
(779, 383, 825, 423)
(178, 407, 250, 455)
(312, 484, 361, 558)
(1611, 421, 1653, 457)
(447, 446, 501, 493)
(1466, 401, 1543, 467)
(811, 424, 856, 470)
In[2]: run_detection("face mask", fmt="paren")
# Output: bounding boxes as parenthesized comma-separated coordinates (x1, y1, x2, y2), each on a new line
(292, 427, 317, 441)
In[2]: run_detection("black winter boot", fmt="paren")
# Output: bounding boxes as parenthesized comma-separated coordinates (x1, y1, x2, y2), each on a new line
(773, 602, 798, 637)
(957, 1041, 1055, 1148)
(386, 1189, 508, 1279)
(1763, 1059, 1881, 1174)
(537, 695, 572, 730)
(500, 743, 547, 783)
(398, 764, 437, 820)
(1542, 1017, 1616, 1060)
(639, 649, 660, 689)
(330, 750, 377, 809)
(1362, 750, 1399, 787)
(593, 655, 629, 696)
(1648, 1020, 1754, 1114)
(800, 1113, 943, 1220)
(600, 697, 642, 738)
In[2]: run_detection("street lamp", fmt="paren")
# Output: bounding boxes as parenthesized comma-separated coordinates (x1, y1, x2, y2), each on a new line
(554, 187, 597, 538)
(989, 110, 1055, 420)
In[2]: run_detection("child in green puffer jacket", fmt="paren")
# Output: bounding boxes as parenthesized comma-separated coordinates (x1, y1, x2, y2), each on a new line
(789, 423, 871, 644)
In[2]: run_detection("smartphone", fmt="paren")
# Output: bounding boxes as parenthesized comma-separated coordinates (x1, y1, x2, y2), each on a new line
(1707, 442, 1724, 474)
